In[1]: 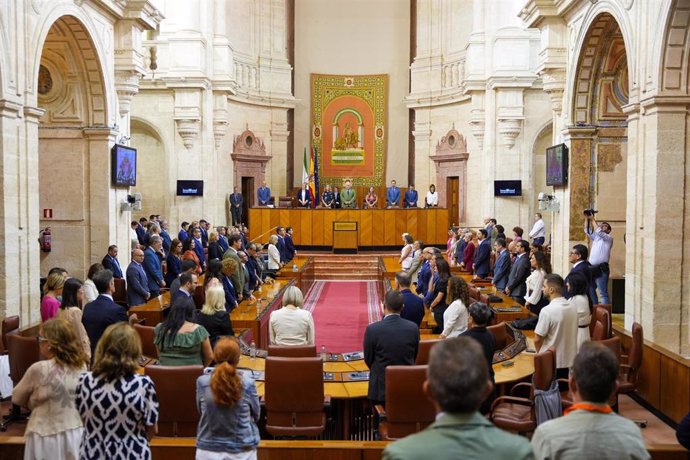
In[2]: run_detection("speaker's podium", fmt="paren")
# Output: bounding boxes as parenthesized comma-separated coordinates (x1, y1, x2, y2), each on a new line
(333, 222, 358, 254)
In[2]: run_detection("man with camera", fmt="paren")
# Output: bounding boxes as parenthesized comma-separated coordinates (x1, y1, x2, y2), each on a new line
(584, 209, 613, 304)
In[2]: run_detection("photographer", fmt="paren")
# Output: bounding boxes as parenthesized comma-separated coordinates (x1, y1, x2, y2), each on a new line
(584, 210, 613, 304)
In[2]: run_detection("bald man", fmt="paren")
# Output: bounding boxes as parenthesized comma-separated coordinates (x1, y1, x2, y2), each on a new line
(126, 248, 150, 306)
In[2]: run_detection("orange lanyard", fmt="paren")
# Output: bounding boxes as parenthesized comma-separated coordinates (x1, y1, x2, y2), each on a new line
(564, 402, 613, 416)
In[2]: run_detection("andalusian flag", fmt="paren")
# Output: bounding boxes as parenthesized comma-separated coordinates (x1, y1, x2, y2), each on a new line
(312, 146, 319, 208)
(302, 147, 309, 186)
(308, 146, 316, 207)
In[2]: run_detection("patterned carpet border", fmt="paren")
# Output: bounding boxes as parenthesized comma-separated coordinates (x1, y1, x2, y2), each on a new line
(366, 281, 382, 324)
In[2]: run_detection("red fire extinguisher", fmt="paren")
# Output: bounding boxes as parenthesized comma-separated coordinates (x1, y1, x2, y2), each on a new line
(39, 227, 52, 253)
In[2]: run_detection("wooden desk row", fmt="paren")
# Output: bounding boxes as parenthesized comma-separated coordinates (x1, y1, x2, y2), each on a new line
(248, 207, 450, 248)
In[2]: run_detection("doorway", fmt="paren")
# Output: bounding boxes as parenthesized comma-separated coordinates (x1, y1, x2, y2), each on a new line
(241, 176, 254, 227)
(446, 177, 459, 226)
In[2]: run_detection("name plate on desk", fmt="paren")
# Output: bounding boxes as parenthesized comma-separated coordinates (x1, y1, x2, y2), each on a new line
(334, 222, 357, 231)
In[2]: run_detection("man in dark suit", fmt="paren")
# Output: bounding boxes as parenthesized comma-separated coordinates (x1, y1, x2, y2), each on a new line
(160, 220, 172, 253)
(504, 240, 531, 305)
(82, 269, 137, 357)
(276, 227, 288, 264)
(363, 290, 420, 406)
(171, 272, 197, 304)
(565, 244, 592, 299)
(229, 186, 243, 226)
(415, 247, 434, 296)
(395, 272, 425, 327)
(491, 238, 511, 291)
(144, 235, 166, 298)
(222, 234, 245, 302)
(199, 219, 210, 248)
(472, 229, 492, 278)
(136, 217, 148, 246)
(126, 248, 150, 306)
(101, 244, 123, 279)
(217, 226, 230, 252)
(284, 227, 297, 262)
(192, 227, 206, 272)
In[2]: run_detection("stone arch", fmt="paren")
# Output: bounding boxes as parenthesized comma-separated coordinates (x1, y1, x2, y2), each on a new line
(659, 0, 690, 95)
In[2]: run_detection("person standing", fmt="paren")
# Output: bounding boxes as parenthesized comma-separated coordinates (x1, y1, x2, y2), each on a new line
(425, 184, 438, 207)
(144, 235, 165, 298)
(12, 319, 88, 460)
(297, 183, 311, 208)
(229, 186, 243, 226)
(321, 184, 335, 208)
(404, 184, 418, 208)
(585, 214, 613, 304)
(222, 234, 246, 302)
(534, 274, 578, 378)
(363, 290, 419, 406)
(340, 180, 357, 209)
(529, 212, 546, 246)
(386, 179, 401, 208)
(101, 245, 123, 279)
(284, 226, 297, 262)
(395, 271, 425, 327)
(565, 244, 592, 299)
(492, 238, 511, 291)
(532, 342, 649, 460)
(126, 249, 150, 307)
(504, 240, 531, 305)
(257, 180, 271, 206)
(473, 229, 492, 279)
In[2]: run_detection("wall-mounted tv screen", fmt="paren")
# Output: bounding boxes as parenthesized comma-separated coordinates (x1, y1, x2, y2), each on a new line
(546, 143, 569, 186)
(177, 180, 204, 196)
(111, 144, 137, 187)
(494, 180, 522, 197)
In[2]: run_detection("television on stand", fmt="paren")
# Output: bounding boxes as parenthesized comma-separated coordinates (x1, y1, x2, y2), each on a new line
(546, 143, 568, 186)
(111, 144, 137, 187)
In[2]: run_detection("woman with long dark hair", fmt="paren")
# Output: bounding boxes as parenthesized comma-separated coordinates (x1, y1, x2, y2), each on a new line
(76, 323, 159, 459)
(57, 277, 91, 361)
(83, 263, 103, 304)
(429, 257, 451, 334)
(204, 259, 224, 290)
(195, 337, 260, 458)
(182, 237, 202, 275)
(566, 271, 592, 351)
(440, 276, 471, 338)
(13, 319, 87, 459)
(165, 238, 183, 287)
(524, 251, 552, 315)
(154, 297, 212, 366)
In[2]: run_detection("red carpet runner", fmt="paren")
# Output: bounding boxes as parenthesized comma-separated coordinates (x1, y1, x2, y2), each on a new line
(304, 281, 382, 354)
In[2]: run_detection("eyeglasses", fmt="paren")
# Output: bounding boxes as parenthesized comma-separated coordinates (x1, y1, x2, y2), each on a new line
(36, 335, 48, 343)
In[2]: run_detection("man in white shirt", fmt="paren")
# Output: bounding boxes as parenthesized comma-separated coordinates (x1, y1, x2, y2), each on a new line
(534, 274, 578, 379)
(529, 213, 546, 246)
(585, 214, 613, 304)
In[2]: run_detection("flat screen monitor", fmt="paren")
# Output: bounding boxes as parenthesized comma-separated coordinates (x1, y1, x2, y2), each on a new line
(546, 143, 569, 186)
(494, 180, 522, 197)
(177, 180, 204, 196)
(111, 144, 137, 187)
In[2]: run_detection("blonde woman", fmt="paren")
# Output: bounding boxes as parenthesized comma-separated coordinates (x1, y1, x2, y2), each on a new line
(13, 319, 87, 460)
(76, 323, 159, 459)
(267, 235, 282, 271)
(197, 285, 234, 348)
(41, 272, 66, 321)
(269, 286, 315, 346)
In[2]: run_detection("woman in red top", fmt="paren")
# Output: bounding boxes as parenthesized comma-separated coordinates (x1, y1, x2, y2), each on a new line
(181, 238, 202, 275)
(460, 233, 476, 270)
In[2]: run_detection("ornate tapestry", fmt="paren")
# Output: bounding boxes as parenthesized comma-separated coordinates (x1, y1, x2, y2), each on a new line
(311, 74, 387, 187)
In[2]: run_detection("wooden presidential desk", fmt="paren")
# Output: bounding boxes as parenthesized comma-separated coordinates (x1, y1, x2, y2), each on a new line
(248, 207, 450, 248)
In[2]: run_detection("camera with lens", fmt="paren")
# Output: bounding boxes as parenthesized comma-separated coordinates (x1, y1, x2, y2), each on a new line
(583, 208, 598, 217)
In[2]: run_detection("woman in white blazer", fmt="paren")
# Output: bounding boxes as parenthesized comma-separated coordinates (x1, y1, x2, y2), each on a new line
(267, 235, 282, 271)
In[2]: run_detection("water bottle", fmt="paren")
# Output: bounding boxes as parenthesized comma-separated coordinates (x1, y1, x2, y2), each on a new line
(249, 341, 257, 359)
(320, 345, 327, 361)
(292, 263, 297, 272)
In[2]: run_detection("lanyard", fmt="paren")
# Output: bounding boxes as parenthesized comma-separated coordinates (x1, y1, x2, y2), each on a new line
(564, 402, 613, 416)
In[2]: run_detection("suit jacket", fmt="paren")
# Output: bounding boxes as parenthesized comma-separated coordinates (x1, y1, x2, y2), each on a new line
(126, 261, 149, 306)
(284, 234, 296, 261)
(404, 189, 418, 207)
(178, 229, 189, 242)
(565, 261, 592, 298)
(297, 189, 311, 207)
(386, 187, 400, 207)
(257, 186, 271, 205)
(208, 242, 223, 261)
(230, 192, 243, 207)
(165, 253, 182, 287)
(221, 274, 238, 311)
(492, 249, 511, 290)
(416, 261, 431, 296)
(245, 257, 260, 290)
(400, 289, 425, 326)
(340, 188, 356, 208)
(143, 247, 164, 293)
(455, 239, 467, 265)
(101, 254, 123, 279)
(200, 227, 209, 248)
(382, 412, 534, 460)
(160, 230, 172, 252)
(276, 236, 288, 263)
(136, 224, 146, 245)
(363, 314, 419, 402)
(194, 238, 206, 269)
(222, 248, 245, 298)
(218, 235, 229, 252)
(506, 253, 530, 298)
(473, 239, 492, 277)
(82, 295, 128, 356)
(171, 287, 193, 305)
